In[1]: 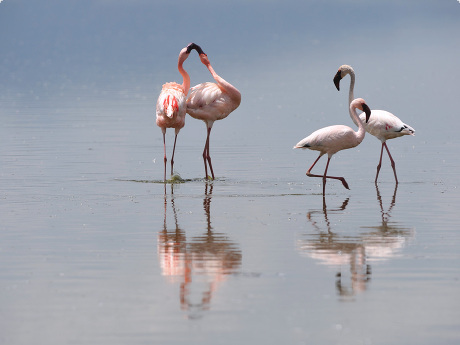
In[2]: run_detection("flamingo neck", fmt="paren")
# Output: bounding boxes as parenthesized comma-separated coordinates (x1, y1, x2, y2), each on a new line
(350, 104, 366, 143)
(205, 61, 241, 105)
(205, 62, 218, 81)
(347, 71, 359, 127)
(348, 71, 355, 106)
(178, 60, 190, 95)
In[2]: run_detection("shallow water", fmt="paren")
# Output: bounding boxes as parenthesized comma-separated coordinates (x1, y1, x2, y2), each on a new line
(1, 1, 460, 345)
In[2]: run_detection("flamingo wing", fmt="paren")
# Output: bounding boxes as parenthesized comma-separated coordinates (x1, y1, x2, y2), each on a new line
(156, 83, 186, 131)
(294, 125, 358, 154)
(187, 82, 222, 108)
(158, 93, 179, 118)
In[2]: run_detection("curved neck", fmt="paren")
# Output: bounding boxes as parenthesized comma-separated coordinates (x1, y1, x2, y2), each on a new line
(205, 62, 218, 81)
(348, 71, 355, 106)
(205, 61, 241, 104)
(178, 59, 190, 95)
(350, 103, 365, 143)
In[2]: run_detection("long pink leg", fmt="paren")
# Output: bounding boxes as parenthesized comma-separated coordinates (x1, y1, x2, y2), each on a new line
(202, 127, 215, 180)
(163, 132, 167, 182)
(306, 154, 323, 175)
(384, 142, 398, 184)
(322, 158, 330, 195)
(375, 143, 385, 183)
(202, 142, 209, 179)
(375, 142, 398, 184)
(170, 133, 178, 177)
(306, 154, 350, 192)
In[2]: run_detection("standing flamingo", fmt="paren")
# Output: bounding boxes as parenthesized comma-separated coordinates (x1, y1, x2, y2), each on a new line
(333, 65, 415, 184)
(294, 98, 371, 195)
(156, 43, 200, 181)
(186, 45, 241, 180)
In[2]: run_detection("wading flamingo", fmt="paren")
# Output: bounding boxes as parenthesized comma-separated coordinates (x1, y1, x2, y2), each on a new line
(333, 65, 415, 184)
(294, 98, 371, 195)
(186, 44, 241, 180)
(156, 43, 200, 181)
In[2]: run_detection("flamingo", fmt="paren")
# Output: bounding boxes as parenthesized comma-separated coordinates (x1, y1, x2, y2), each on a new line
(333, 65, 415, 184)
(156, 43, 200, 181)
(294, 98, 371, 195)
(186, 44, 241, 180)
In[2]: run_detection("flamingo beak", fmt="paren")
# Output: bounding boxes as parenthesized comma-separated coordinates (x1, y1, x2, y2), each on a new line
(186, 43, 205, 55)
(333, 70, 342, 91)
(185, 43, 194, 54)
(362, 103, 371, 123)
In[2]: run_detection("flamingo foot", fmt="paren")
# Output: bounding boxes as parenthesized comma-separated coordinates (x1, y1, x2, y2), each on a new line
(339, 178, 350, 190)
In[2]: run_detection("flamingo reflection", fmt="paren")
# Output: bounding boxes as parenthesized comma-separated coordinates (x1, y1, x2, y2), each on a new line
(158, 183, 241, 319)
(359, 185, 415, 262)
(298, 186, 414, 298)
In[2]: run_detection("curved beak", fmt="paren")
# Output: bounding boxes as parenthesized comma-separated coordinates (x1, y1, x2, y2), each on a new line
(362, 103, 371, 123)
(186, 42, 205, 55)
(333, 70, 342, 91)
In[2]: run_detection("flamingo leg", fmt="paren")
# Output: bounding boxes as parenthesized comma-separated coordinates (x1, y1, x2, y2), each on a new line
(375, 142, 398, 184)
(202, 144, 209, 180)
(306, 154, 323, 175)
(170, 133, 178, 177)
(322, 157, 330, 195)
(384, 142, 398, 184)
(163, 132, 167, 182)
(375, 142, 385, 183)
(306, 154, 350, 192)
(202, 127, 215, 180)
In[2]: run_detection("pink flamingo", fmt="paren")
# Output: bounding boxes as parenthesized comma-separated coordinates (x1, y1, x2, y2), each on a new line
(333, 65, 415, 183)
(186, 45, 241, 180)
(156, 43, 200, 181)
(294, 98, 371, 195)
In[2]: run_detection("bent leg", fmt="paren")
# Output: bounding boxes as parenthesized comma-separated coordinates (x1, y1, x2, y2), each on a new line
(306, 155, 349, 192)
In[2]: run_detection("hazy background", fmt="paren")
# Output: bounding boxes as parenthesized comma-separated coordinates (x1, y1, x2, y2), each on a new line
(1, 0, 459, 179)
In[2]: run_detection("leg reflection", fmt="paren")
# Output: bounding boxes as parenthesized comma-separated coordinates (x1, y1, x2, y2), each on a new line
(158, 181, 241, 319)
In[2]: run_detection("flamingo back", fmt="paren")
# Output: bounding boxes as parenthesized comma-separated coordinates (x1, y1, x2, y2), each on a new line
(359, 110, 415, 141)
(294, 125, 364, 156)
(186, 82, 238, 122)
(156, 83, 186, 130)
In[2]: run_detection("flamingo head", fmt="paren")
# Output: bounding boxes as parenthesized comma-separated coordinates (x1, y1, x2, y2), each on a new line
(178, 46, 192, 65)
(186, 42, 205, 55)
(178, 43, 205, 64)
(352, 98, 371, 123)
(333, 64, 354, 91)
(182, 43, 208, 65)
(199, 53, 210, 66)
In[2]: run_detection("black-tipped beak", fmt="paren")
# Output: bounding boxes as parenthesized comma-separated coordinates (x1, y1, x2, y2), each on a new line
(186, 42, 205, 55)
(333, 70, 342, 91)
(362, 103, 371, 123)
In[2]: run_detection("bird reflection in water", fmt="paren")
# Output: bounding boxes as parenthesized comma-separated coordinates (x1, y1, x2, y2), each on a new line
(298, 185, 414, 299)
(158, 183, 242, 319)
(358, 185, 415, 263)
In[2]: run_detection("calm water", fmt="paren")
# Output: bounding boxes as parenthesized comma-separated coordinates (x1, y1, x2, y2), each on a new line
(1, 1, 459, 344)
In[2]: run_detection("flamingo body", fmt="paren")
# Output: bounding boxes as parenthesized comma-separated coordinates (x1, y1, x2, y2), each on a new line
(187, 82, 239, 123)
(334, 65, 415, 183)
(294, 98, 371, 195)
(295, 124, 366, 156)
(156, 82, 186, 133)
(358, 109, 414, 142)
(156, 43, 201, 181)
(186, 47, 241, 180)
